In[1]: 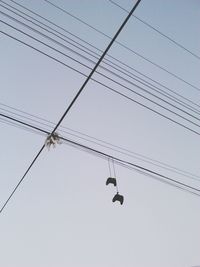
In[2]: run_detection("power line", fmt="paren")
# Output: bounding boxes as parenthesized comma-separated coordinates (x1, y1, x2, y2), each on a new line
(3, 0, 200, 111)
(67, 143, 200, 198)
(1, 103, 200, 181)
(1, 28, 200, 137)
(1, 12, 200, 124)
(0, 112, 200, 197)
(43, 0, 200, 92)
(107, 0, 200, 61)
(0, 0, 142, 213)
(1, 3, 200, 118)
(1, 108, 200, 183)
(51, 0, 142, 132)
(0, 117, 45, 136)
(0, 145, 45, 214)
(1, 12, 200, 130)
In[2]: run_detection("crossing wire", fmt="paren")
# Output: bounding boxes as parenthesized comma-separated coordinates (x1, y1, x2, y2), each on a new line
(0, 112, 200, 197)
(1, 109, 200, 183)
(0, 0, 142, 214)
(1, 105, 200, 182)
(1, 7, 200, 119)
(1, 29, 200, 137)
(43, 0, 200, 92)
(1, 13, 200, 126)
(2, 0, 200, 111)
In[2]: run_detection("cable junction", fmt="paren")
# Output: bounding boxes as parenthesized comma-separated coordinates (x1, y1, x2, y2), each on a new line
(0, 0, 142, 213)
(1, 105, 199, 182)
(0, 111, 200, 198)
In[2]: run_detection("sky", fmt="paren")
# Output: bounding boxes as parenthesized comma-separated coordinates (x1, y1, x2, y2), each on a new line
(0, 0, 200, 266)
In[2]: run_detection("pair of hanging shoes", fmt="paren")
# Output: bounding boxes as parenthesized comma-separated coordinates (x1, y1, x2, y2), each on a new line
(106, 177, 124, 205)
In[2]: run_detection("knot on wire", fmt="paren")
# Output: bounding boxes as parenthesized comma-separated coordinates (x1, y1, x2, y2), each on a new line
(45, 132, 62, 150)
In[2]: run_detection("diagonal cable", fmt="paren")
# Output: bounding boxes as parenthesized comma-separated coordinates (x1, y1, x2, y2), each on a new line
(0, 0, 142, 214)
(1, 113, 200, 196)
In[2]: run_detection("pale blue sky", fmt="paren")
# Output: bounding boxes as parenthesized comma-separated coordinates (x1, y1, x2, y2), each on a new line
(0, 0, 200, 266)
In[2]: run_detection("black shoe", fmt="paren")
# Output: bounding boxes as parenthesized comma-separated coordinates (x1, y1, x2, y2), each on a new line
(112, 193, 124, 205)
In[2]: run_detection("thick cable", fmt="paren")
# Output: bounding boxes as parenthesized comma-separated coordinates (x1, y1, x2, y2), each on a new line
(0, 1, 142, 213)
(1, 113, 199, 195)
(43, 0, 200, 92)
(1, 107, 200, 182)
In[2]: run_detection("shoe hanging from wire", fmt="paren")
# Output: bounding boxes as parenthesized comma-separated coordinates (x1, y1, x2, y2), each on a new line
(106, 157, 124, 205)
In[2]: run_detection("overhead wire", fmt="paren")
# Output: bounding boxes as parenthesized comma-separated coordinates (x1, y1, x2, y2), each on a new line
(43, 0, 200, 92)
(1, 15, 200, 129)
(107, 0, 200, 61)
(0, 117, 45, 136)
(0, 0, 142, 213)
(2, 0, 200, 112)
(1, 3, 200, 118)
(1, 103, 200, 182)
(0, 112, 200, 197)
(1, 108, 200, 183)
(1, 12, 200, 125)
(1, 28, 200, 137)
(0, 1, 199, 187)
(1, 8, 200, 123)
(65, 141, 200, 198)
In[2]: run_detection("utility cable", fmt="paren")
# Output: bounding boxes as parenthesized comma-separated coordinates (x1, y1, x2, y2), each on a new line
(43, 0, 200, 92)
(1, 109, 200, 183)
(0, 113, 200, 196)
(50, 0, 142, 133)
(1, 29, 200, 137)
(65, 141, 200, 198)
(107, 0, 200, 61)
(1, 4, 200, 117)
(1, 105, 200, 182)
(3, 0, 200, 110)
(1, 14, 200, 125)
(1, 16, 200, 130)
(0, 0, 142, 213)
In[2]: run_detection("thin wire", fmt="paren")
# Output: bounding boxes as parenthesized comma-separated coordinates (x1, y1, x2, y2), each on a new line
(43, 0, 200, 92)
(0, 1, 141, 213)
(0, 117, 46, 136)
(59, 138, 200, 193)
(122, 164, 200, 198)
(1, 15, 200, 128)
(0, 113, 199, 196)
(107, 0, 200, 61)
(1, 107, 200, 182)
(112, 159, 117, 178)
(1, 29, 200, 137)
(63, 140, 200, 197)
(0, 113, 49, 134)
(1, 8, 200, 118)
(112, 158, 119, 193)
(108, 158, 112, 177)
(51, 0, 142, 133)
(3, 0, 200, 110)
(64, 141, 200, 197)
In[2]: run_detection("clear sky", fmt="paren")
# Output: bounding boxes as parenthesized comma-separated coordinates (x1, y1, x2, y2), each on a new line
(0, 0, 200, 266)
